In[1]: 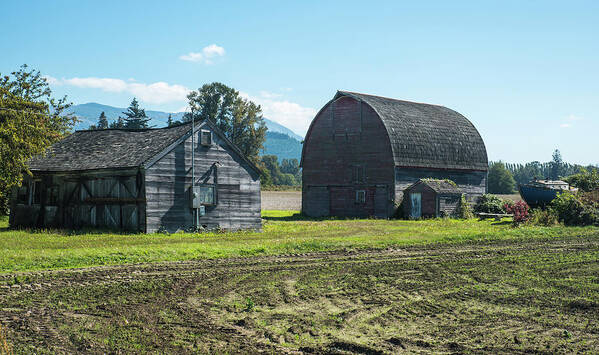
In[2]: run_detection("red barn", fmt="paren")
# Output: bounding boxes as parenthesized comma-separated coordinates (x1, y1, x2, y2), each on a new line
(300, 91, 488, 218)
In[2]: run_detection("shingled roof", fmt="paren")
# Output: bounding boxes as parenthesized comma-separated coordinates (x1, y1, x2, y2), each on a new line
(28, 123, 193, 172)
(413, 179, 463, 194)
(335, 91, 488, 171)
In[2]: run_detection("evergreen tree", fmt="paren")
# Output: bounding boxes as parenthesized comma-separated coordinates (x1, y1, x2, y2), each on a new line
(185, 83, 267, 164)
(488, 161, 516, 194)
(122, 98, 151, 129)
(109, 117, 125, 129)
(167, 114, 174, 127)
(550, 149, 564, 180)
(97, 111, 109, 129)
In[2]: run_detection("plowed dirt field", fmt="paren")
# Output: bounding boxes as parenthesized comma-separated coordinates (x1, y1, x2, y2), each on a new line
(1, 234, 598, 354)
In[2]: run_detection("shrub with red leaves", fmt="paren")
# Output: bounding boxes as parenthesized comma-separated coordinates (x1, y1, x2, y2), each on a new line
(504, 201, 530, 225)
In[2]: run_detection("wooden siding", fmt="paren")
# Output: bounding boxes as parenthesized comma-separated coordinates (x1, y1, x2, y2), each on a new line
(395, 168, 487, 204)
(144, 124, 261, 233)
(302, 96, 395, 217)
(10, 168, 144, 231)
(438, 194, 461, 217)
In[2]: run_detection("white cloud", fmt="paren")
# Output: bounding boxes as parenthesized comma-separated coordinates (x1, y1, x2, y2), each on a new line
(567, 114, 583, 121)
(43, 75, 59, 85)
(259, 91, 283, 99)
(241, 91, 316, 135)
(63, 77, 129, 92)
(559, 114, 584, 129)
(47, 73, 314, 134)
(180, 44, 226, 64)
(48, 76, 190, 105)
(127, 82, 189, 104)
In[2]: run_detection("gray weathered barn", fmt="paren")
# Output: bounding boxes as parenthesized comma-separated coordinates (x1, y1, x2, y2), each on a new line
(9, 120, 262, 232)
(301, 91, 488, 218)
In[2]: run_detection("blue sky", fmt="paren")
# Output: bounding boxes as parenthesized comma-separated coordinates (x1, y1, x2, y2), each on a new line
(1, 1, 598, 164)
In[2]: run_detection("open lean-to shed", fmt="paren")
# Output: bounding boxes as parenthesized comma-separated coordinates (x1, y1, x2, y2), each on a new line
(9, 120, 262, 232)
(301, 91, 488, 218)
(403, 179, 463, 218)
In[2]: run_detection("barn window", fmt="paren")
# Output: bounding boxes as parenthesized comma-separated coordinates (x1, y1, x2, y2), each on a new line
(200, 130, 212, 146)
(355, 190, 366, 204)
(199, 185, 216, 205)
(31, 181, 41, 205)
(16, 185, 28, 204)
(352, 165, 365, 183)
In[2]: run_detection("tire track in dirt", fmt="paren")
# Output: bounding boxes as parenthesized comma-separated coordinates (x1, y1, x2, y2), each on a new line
(1, 236, 598, 353)
(1, 237, 595, 298)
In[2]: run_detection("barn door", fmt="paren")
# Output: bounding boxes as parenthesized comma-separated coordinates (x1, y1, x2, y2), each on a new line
(374, 186, 387, 218)
(410, 193, 421, 218)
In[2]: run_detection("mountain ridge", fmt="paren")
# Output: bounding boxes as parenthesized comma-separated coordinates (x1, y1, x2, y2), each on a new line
(67, 102, 304, 141)
(67, 102, 304, 162)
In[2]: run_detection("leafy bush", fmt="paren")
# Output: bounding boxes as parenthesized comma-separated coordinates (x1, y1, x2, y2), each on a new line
(474, 194, 508, 214)
(564, 168, 599, 192)
(551, 192, 599, 226)
(458, 195, 474, 219)
(0, 189, 8, 216)
(504, 201, 530, 225)
(526, 208, 559, 226)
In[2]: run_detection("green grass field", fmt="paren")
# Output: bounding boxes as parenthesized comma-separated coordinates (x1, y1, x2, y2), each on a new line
(0, 212, 598, 273)
(2, 213, 599, 353)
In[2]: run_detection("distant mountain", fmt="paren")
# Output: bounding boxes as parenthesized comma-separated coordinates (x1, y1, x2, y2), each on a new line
(261, 131, 302, 163)
(67, 102, 303, 162)
(261, 119, 303, 141)
(67, 103, 185, 130)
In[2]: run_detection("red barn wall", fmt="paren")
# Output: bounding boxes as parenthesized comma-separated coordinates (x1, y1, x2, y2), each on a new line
(302, 96, 395, 217)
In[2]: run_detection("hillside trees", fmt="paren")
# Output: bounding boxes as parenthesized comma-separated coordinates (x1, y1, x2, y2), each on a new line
(260, 156, 301, 187)
(488, 161, 516, 194)
(97, 111, 109, 129)
(89, 111, 109, 130)
(122, 98, 151, 129)
(0, 65, 76, 214)
(503, 150, 585, 185)
(185, 83, 267, 164)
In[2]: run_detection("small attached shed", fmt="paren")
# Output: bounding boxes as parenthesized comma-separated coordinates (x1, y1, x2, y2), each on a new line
(403, 179, 462, 218)
(9, 120, 262, 232)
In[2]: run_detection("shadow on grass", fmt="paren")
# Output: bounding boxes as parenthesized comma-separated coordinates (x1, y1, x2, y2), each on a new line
(262, 213, 321, 221)
(262, 213, 353, 222)
(491, 220, 513, 226)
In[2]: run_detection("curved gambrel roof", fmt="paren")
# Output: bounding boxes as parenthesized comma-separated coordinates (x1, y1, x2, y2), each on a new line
(334, 91, 488, 171)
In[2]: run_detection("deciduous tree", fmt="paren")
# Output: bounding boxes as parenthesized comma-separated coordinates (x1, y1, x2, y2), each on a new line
(0, 65, 76, 214)
(488, 161, 516, 194)
(186, 83, 266, 164)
